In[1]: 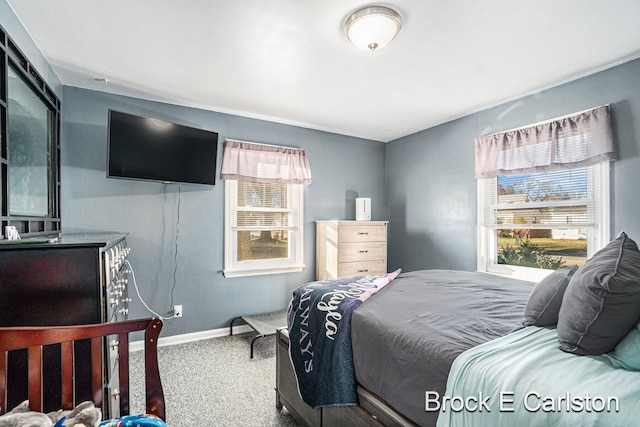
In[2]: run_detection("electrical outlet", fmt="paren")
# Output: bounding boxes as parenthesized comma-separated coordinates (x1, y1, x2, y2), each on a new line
(173, 305, 183, 318)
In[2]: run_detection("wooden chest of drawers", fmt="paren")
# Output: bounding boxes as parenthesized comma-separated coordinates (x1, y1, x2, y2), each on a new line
(315, 220, 388, 280)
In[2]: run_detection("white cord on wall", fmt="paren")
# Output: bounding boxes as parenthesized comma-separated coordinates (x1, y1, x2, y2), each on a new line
(125, 259, 177, 320)
(170, 184, 181, 309)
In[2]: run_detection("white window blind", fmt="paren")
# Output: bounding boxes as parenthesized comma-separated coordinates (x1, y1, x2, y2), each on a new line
(482, 167, 599, 230)
(236, 181, 293, 229)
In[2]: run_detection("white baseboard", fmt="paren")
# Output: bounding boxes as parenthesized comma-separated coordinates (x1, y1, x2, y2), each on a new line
(129, 323, 253, 352)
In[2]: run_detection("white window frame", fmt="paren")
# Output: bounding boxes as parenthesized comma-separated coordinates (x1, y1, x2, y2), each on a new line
(224, 180, 305, 278)
(477, 161, 610, 282)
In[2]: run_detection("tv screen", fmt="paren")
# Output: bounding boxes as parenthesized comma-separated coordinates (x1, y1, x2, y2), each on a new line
(107, 110, 219, 186)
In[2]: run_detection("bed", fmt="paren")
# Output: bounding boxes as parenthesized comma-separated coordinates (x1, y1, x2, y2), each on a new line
(437, 325, 640, 427)
(277, 269, 534, 426)
(277, 232, 640, 427)
(436, 231, 640, 427)
(0, 318, 165, 423)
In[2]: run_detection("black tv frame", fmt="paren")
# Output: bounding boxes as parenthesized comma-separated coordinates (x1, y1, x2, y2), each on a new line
(107, 110, 219, 186)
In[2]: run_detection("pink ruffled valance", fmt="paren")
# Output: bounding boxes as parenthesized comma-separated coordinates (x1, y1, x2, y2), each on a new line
(220, 139, 311, 184)
(475, 105, 616, 179)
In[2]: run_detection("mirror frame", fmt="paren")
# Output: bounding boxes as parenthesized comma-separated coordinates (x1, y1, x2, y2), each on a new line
(0, 24, 61, 239)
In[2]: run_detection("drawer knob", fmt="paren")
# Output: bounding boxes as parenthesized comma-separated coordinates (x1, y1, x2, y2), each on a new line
(357, 269, 369, 273)
(358, 250, 368, 254)
(358, 232, 369, 236)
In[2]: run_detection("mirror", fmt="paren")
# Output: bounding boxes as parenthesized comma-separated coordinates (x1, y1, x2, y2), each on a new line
(7, 64, 54, 217)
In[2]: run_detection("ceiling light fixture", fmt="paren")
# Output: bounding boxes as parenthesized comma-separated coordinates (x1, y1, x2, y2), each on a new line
(344, 6, 402, 52)
(147, 118, 173, 130)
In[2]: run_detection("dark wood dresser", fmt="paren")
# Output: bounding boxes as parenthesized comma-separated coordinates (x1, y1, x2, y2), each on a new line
(0, 233, 131, 416)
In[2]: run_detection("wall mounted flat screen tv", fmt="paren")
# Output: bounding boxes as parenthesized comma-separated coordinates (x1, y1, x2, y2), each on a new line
(107, 110, 219, 186)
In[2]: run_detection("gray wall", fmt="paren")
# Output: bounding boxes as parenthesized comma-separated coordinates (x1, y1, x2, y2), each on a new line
(61, 87, 386, 337)
(385, 58, 640, 273)
(0, 0, 63, 99)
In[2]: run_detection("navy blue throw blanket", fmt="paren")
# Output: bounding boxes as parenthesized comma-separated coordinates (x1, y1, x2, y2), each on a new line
(287, 269, 401, 408)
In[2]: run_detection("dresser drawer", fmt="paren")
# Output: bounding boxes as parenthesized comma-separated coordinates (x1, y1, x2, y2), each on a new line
(338, 242, 386, 262)
(339, 224, 386, 242)
(338, 259, 387, 278)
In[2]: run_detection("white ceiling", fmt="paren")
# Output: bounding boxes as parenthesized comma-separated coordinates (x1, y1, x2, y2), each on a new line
(8, 0, 640, 142)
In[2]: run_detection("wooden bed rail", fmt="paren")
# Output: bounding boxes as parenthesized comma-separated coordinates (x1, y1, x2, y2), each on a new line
(0, 318, 165, 421)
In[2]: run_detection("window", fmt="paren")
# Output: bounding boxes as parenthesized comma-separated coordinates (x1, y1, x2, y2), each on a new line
(477, 162, 610, 281)
(224, 180, 304, 277)
(475, 106, 615, 281)
(220, 139, 310, 277)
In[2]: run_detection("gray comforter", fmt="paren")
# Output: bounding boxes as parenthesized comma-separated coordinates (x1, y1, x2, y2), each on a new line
(351, 269, 533, 427)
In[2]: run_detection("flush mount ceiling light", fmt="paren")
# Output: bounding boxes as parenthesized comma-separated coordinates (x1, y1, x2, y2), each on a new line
(147, 118, 173, 130)
(344, 6, 402, 52)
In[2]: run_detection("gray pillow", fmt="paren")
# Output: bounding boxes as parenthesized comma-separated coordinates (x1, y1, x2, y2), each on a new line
(557, 232, 640, 355)
(524, 265, 578, 326)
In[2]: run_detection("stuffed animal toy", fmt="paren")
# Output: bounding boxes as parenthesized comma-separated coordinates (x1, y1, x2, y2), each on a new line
(0, 400, 101, 427)
(0, 400, 52, 427)
(48, 401, 102, 427)
(98, 414, 167, 427)
(0, 401, 164, 427)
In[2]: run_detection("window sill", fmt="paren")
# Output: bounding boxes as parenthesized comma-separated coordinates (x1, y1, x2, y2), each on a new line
(482, 264, 553, 283)
(223, 265, 305, 278)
